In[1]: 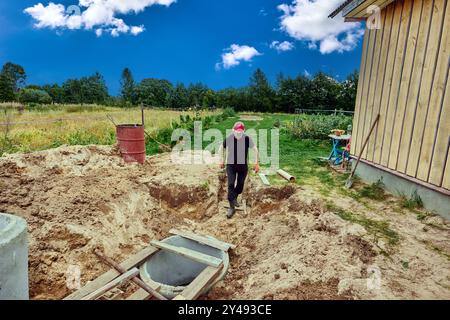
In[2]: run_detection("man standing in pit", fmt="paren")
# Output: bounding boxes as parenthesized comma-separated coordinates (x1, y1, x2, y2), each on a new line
(219, 122, 259, 219)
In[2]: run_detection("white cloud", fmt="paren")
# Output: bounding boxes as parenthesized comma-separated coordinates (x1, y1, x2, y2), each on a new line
(131, 25, 145, 36)
(24, 0, 176, 37)
(277, 0, 364, 54)
(24, 3, 67, 29)
(216, 44, 262, 70)
(270, 40, 295, 52)
(303, 69, 311, 77)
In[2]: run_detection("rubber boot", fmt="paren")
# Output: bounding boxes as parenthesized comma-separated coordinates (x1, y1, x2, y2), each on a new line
(227, 201, 236, 219)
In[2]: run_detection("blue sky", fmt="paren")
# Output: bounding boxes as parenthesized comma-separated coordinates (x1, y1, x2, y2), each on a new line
(0, 0, 365, 95)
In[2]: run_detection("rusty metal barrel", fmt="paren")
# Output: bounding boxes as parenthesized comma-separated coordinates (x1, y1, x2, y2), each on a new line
(116, 125, 146, 164)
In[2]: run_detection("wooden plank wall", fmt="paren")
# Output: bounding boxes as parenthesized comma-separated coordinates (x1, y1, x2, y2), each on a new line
(351, 0, 450, 190)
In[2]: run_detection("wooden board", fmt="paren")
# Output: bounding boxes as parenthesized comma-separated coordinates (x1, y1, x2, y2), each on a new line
(126, 282, 161, 300)
(350, 26, 370, 156)
(428, 72, 450, 187)
(376, 0, 403, 164)
(150, 240, 224, 268)
(126, 289, 152, 301)
(355, 27, 376, 157)
(365, 10, 387, 161)
(64, 245, 159, 300)
(406, 0, 446, 177)
(82, 268, 139, 300)
(169, 229, 236, 251)
(396, 0, 434, 173)
(371, 4, 395, 162)
(259, 173, 270, 185)
(174, 266, 223, 300)
(383, 0, 413, 168)
(388, 0, 424, 169)
(416, 3, 450, 182)
(361, 27, 379, 160)
(347, 0, 396, 18)
(346, 0, 449, 192)
(442, 148, 450, 190)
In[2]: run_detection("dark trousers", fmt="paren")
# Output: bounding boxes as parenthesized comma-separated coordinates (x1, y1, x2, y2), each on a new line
(226, 165, 248, 203)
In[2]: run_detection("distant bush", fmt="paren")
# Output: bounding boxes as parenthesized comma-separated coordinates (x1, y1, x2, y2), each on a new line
(221, 107, 236, 118)
(19, 89, 52, 105)
(287, 114, 353, 140)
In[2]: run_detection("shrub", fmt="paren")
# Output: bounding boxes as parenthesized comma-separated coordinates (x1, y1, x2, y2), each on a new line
(400, 191, 424, 210)
(287, 114, 353, 140)
(19, 88, 52, 105)
(359, 179, 386, 200)
(221, 107, 236, 118)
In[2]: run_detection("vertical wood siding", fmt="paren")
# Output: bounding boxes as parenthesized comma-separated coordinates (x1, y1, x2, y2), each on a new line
(352, 0, 449, 190)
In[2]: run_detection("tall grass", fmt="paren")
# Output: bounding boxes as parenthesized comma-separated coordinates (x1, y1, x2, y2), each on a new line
(0, 105, 219, 155)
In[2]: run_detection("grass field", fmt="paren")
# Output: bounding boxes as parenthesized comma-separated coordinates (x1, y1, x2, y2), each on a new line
(0, 104, 355, 194)
(0, 105, 350, 189)
(0, 104, 218, 155)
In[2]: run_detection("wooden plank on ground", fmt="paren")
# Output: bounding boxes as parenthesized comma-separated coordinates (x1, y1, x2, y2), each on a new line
(259, 173, 270, 186)
(126, 282, 161, 300)
(170, 229, 236, 251)
(64, 245, 159, 300)
(175, 266, 223, 300)
(82, 268, 139, 300)
(150, 240, 223, 268)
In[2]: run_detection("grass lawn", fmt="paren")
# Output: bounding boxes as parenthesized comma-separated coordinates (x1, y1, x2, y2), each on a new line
(191, 112, 344, 191)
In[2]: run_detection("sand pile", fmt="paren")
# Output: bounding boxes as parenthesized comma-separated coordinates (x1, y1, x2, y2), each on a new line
(0, 145, 449, 299)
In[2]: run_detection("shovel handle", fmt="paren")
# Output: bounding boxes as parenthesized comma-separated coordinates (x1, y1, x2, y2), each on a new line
(348, 114, 380, 180)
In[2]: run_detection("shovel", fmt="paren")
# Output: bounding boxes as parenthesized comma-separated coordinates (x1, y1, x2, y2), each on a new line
(345, 114, 380, 189)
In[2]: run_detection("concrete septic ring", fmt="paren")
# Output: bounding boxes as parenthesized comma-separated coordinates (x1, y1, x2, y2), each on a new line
(140, 235, 229, 299)
(0, 213, 29, 300)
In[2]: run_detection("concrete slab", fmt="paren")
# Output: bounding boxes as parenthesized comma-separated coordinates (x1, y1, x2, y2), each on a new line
(0, 213, 29, 300)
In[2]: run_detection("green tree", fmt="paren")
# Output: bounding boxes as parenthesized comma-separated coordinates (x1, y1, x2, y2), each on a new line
(120, 67, 135, 105)
(337, 70, 359, 111)
(187, 83, 209, 108)
(310, 72, 340, 110)
(0, 62, 26, 102)
(248, 68, 275, 112)
(170, 83, 189, 110)
(61, 72, 108, 104)
(42, 84, 64, 104)
(18, 88, 52, 104)
(135, 78, 173, 107)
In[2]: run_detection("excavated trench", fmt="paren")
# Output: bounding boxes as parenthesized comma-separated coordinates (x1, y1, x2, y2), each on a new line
(1, 145, 448, 300)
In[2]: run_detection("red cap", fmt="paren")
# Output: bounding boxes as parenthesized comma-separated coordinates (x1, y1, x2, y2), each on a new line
(233, 122, 245, 132)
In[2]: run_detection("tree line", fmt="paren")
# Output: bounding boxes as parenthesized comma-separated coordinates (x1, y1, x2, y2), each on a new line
(0, 62, 358, 112)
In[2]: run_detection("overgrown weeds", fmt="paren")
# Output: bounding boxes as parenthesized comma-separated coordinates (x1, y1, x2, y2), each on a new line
(327, 202, 400, 247)
(400, 191, 423, 210)
(358, 179, 386, 200)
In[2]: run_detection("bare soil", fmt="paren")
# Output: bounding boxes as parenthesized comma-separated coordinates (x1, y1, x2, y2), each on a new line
(0, 145, 449, 300)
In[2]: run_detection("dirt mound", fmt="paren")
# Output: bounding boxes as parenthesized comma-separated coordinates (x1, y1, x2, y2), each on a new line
(0, 145, 449, 300)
